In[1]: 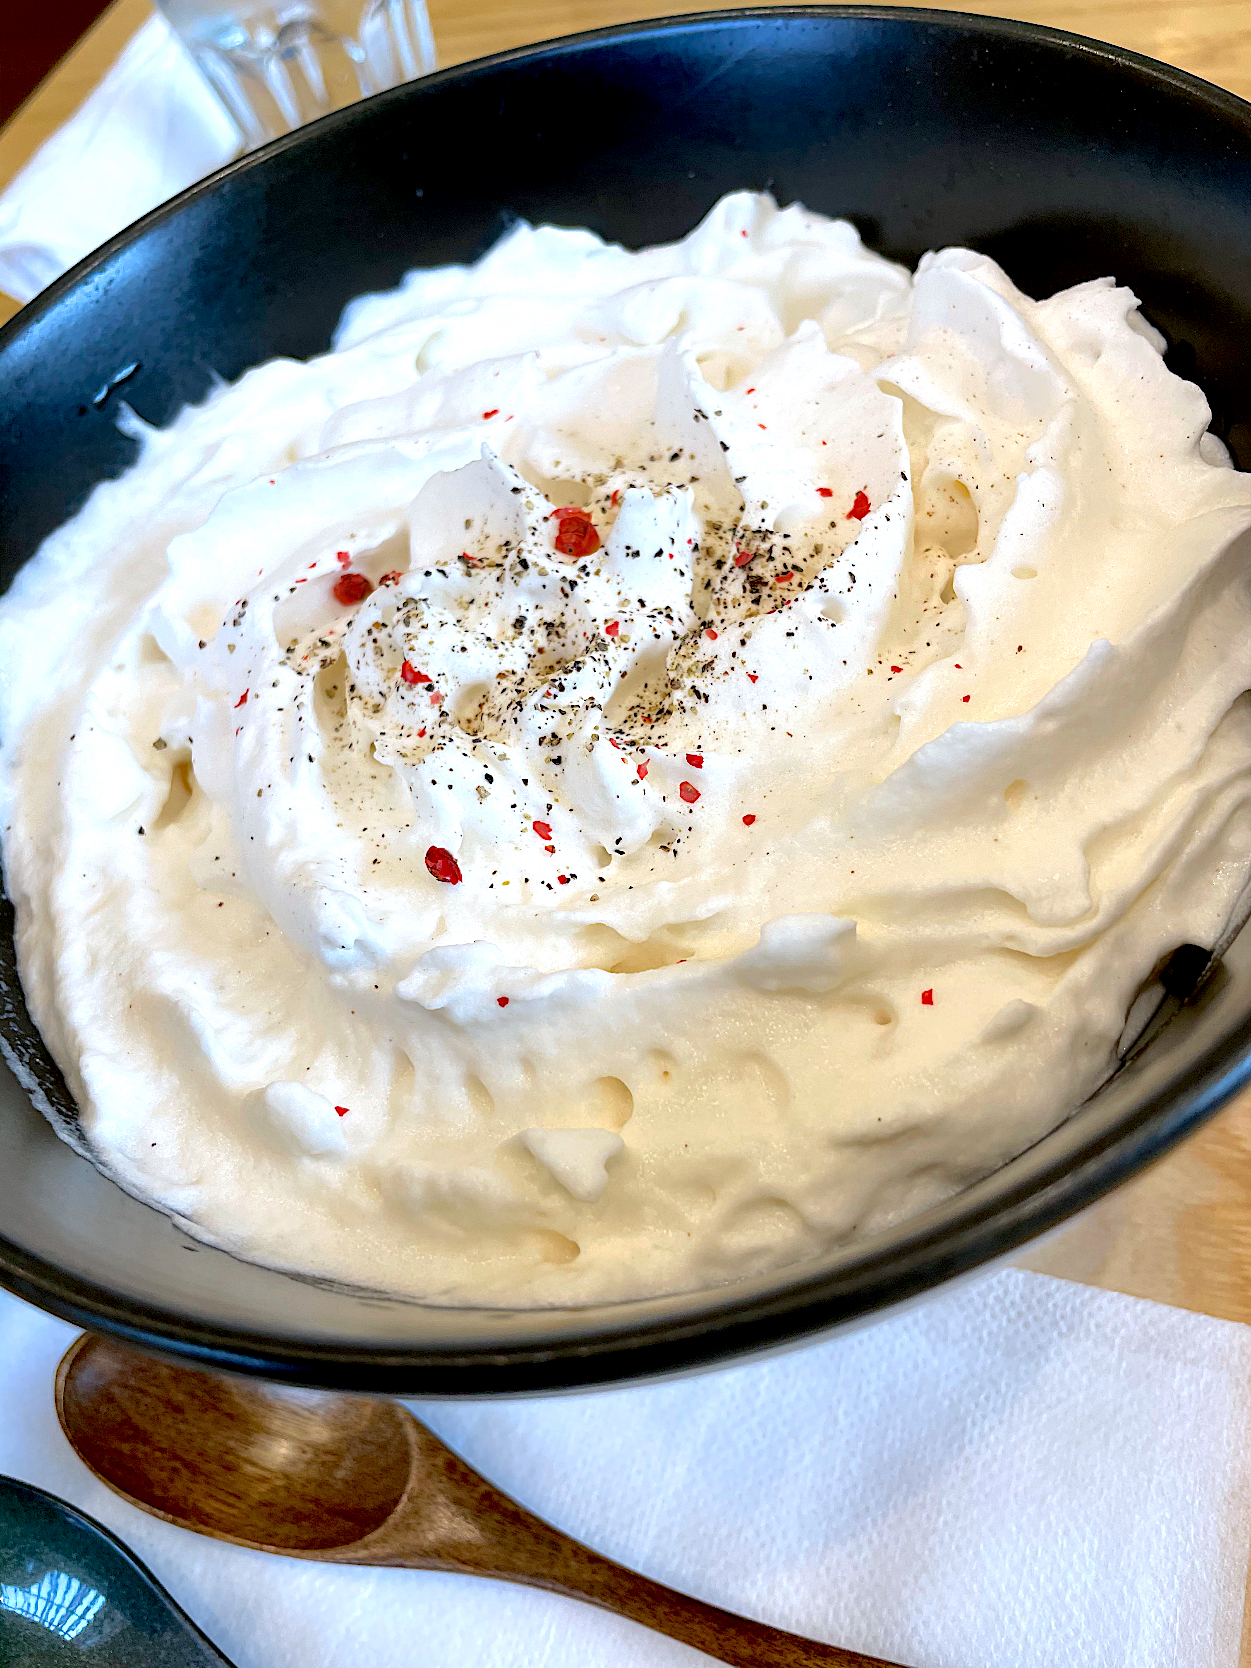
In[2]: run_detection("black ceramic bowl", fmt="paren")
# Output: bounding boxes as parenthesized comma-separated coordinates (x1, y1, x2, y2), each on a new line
(4, 6, 1251, 1394)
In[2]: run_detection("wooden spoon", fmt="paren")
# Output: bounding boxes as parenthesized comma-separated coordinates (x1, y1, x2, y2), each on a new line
(56, 1332, 906, 1668)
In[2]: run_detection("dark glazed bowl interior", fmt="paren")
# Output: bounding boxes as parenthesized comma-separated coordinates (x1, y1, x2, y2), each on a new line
(4, 7, 1251, 1394)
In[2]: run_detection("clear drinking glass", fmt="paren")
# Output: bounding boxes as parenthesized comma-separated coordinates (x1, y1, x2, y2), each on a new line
(154, 0, 437, 149)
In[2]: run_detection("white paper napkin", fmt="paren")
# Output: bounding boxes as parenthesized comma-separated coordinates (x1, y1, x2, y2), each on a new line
(0, 13, 239, 304)
(3, 1270, 1250, 1668)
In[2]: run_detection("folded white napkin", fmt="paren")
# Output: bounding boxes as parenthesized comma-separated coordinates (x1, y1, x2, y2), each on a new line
(0, 13, 239, 304)
(3, 1271, 1250, 1668)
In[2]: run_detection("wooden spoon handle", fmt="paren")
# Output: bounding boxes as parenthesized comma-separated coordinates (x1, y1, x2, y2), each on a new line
(380, 1413, 907, 1668)
(516, 1557, 906, 1668)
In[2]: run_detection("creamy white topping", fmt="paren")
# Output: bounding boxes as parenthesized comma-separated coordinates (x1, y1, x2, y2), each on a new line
(3, 192, 1251, 1304)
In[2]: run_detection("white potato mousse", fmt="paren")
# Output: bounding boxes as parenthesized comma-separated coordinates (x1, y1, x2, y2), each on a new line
(3, 192, 1251, 1304)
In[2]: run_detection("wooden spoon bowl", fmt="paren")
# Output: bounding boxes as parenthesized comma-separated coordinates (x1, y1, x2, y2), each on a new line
(60, 1336, 409, 1550)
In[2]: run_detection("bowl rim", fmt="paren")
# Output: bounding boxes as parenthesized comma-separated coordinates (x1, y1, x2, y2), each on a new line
(6, 0, 1251, 364)
(4, 3, 1251, 1394)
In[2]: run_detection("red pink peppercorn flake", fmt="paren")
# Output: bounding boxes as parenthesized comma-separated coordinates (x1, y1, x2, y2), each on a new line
(891, 665, 903, 674)
(551, 508, 601, 557)
(847, 490, 871, 521)
(557, 875, 569, 884)
(401, 661, 429, 685)
(425, 845, 462, 884)
(921, 989, 934, 1005)
(605, 620, 620, 636)
(679, 781, 700, 803)
(234, 689, 248, 708)
(742, 814, 756, 826)
(817, 487, 834, 498)
(482, 408, 499, 418)
(704, 627, 719, 640)
(637, 760, 649, 779)
(335, 1105, 349, 1117)
(497, 996, 510, 1008)
(336, 550, 351, 567)
(747, 672, 759, 683)
(734, 549, 754, 567)
(962, 694, 971, 703)
(333, 572, 373, 606)
(532, 820, 552, 839)
(685, 753, 703, 769)
(379, 570, 403, 586)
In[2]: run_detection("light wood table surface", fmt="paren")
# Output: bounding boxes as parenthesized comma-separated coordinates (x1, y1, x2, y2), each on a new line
(4, 0, 1251, 1646)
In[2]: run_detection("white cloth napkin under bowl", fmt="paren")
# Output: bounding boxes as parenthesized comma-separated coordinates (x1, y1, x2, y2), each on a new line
(3, 1271, 1251, 1668)
(0, 13, 239, 304)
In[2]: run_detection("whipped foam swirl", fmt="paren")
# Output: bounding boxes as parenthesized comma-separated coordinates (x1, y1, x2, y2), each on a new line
(3, 192, 1251, 1304)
